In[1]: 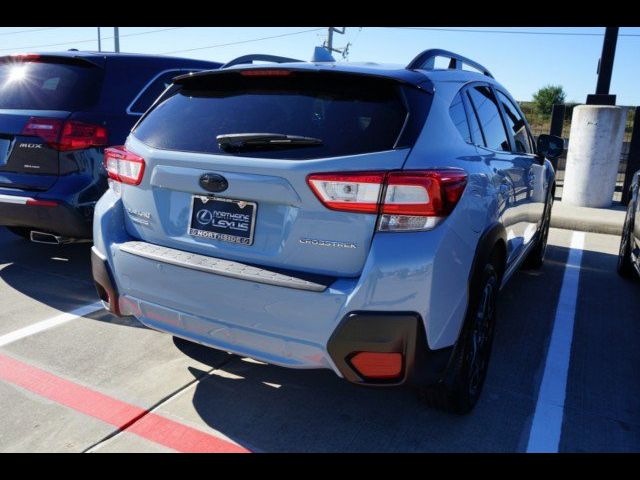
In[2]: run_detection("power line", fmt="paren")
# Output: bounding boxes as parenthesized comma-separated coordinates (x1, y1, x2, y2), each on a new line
(160, 28, 325, 55)
(0, 27, 62, 36)
(0, 27, 187, 53)
(386, 27, 640, 37)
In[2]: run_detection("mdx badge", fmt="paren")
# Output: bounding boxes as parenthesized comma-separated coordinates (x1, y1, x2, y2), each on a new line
(199, 173, 228, 193)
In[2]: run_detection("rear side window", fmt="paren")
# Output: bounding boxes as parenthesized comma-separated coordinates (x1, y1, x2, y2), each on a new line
(496, 90, 533, 154)
(449, 92, 471, 143)
(467, 86, 510, 152)
(465, 95, 484, 146)
(0, 60, 103, 111)
(132, 71, 422, 160)
(129, 70, 186, 114)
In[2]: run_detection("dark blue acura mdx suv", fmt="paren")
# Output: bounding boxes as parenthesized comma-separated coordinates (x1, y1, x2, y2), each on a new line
(0, 51, 221, 244)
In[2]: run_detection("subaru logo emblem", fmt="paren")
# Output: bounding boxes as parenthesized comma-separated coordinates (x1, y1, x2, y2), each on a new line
(199, 173, 228, 193)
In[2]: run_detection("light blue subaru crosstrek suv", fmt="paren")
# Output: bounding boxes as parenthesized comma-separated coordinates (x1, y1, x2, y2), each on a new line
(91, 49, 563, 413)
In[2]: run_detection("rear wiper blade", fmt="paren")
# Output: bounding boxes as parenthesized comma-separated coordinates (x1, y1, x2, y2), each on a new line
(217, 133, 323, 151)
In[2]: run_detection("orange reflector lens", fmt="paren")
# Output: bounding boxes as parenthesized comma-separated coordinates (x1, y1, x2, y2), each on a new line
(350, 352, 403, 379)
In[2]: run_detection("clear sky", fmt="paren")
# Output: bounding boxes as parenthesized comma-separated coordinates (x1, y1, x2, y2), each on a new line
(0, 26, 638, 105)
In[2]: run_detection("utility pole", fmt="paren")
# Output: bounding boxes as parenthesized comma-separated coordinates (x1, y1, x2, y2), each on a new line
(327, 27, 334, 52)
(586, 27, 619, 105)
(114, 26, 120, 53)
(324, 27, 350, 59)
(97, 27, 101, 52)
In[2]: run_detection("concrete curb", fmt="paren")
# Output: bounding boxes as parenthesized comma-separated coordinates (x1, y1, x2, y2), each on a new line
(550, 201, 625, 236)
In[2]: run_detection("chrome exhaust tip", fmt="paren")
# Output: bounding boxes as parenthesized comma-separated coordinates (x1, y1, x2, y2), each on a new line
(29, 231, 73, 245)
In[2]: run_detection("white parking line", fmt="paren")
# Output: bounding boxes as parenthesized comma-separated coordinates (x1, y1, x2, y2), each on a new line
(526, 231, 585, 453)
(0, 302, 104, 348)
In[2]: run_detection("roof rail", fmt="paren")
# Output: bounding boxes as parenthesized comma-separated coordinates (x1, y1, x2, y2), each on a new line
(406, 49, 493, 78)
(221, 54, 303, 69)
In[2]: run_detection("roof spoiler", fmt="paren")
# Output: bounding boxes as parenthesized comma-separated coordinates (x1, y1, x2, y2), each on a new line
(221, 54, 303, 69)
(406, 49, 493, 78)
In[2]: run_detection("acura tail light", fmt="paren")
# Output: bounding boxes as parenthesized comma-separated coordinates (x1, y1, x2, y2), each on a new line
(307, 169, 467, 232)
(22, 117, 107, 151)
(22, 117, 60, 144)
(104, 146, 145, 185)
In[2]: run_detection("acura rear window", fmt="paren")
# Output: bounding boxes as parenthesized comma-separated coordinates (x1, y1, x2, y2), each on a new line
(0, 60, 103, 111)
(132, 71, 426, 159)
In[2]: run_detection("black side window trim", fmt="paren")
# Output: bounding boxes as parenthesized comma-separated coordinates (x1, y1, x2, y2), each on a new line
(463, 82, 517, 153)
(127, 68, 202, 116)
(462, 87, 486, 147)
(494, 87, 537, 156)
(449, 90, 473, 144)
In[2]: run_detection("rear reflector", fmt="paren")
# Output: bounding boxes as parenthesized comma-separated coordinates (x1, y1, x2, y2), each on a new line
(22, 117, 107, 151)
(239, 69, 292, 77)
(350, 352, 403, 380)
(104, 146, 145, 185)
(25, 199, 58, 207)
(307, 169, 467, 231)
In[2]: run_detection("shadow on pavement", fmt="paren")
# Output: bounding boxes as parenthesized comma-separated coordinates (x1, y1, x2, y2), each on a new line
(170, 243, 576, 452)
(561, 247, 640, 452)
(0, 227, 97, 313)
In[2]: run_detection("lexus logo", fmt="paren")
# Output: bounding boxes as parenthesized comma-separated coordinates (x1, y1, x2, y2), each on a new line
(196, 209, 213, 225)
(199, 173, 228, 193)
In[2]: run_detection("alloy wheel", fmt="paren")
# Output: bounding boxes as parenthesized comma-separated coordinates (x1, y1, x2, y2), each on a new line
(466, 274, 497, 398)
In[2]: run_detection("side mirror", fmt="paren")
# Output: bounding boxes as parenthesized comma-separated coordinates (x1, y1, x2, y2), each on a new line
(536, 134, 564, 160)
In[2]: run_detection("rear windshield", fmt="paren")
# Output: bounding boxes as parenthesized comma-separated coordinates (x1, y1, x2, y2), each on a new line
(132, 71, 419, 159)
(0, 60, 103, 111)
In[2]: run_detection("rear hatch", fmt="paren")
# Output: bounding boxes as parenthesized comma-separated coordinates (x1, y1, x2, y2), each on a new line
(0, 55, 104, 191)
(122, 68, 431, 277)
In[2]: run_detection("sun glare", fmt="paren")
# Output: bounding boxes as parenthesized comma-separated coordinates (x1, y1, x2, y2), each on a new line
(6, 64, 28, 84)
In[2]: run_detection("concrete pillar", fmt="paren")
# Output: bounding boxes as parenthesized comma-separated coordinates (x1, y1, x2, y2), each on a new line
(563, 105, 627, 208)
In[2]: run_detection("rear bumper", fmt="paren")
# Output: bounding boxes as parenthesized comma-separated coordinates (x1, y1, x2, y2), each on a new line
(0, 193, 92, 238)
(91, 249, 452, 384)
(328, 312, 453, 386)
(91, 246, 121, 316)
(92, 189, 473, 383)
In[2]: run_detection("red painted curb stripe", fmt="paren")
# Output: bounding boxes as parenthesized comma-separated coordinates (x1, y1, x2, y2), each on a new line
(0, 354, 248, 453)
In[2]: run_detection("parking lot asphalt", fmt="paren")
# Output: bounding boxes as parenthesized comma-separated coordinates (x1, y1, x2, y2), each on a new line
(0, 226, 638, 453)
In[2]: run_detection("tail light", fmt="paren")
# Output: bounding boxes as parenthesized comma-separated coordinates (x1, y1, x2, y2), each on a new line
(104, 146, 145, 186)
(307, 169, 467, 232)
(22, 117, 107, 151)
(22, 117, 60, 144)
(307, 172, 384, 214)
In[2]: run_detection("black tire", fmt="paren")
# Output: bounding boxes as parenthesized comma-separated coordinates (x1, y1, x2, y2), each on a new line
(523, 190, 554, 270)
(5, 227, 31, 240)
(617, 199, 637, 279)
(419, 258, 499, 414)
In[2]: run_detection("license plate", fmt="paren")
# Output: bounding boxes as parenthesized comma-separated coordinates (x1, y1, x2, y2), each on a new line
(188, 195, 257, 246)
